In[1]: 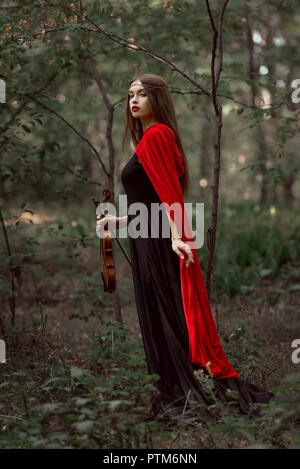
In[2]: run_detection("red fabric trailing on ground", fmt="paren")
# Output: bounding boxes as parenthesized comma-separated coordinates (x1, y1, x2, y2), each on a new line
(135, 123, 240, 380)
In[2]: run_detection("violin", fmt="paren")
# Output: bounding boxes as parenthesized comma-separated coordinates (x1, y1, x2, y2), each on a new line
(92, 189, 131, 293)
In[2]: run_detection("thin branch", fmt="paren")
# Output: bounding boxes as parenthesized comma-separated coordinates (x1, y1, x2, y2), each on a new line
(45, 1, 211, 98)
(24, 92, 109, 178)
(203, 0, 231, 299)
(0, 207, 16, 327)
(88, 50, 115, 194)
(205, 0, 218, 35)
(205, 0, 230, 114)
(244, 0, 257, 107)
(89, 52, 113, 113)
(80, 26, 211, 97)
(206, 0, 218, 113)
(215, 0, 230, 89)
(24, 25, 285, 112)
(0, 102, 26, 135)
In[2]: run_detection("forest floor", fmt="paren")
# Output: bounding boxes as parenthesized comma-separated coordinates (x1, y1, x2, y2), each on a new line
(33, 259, 298, 392)
(2, 252, 299, 449)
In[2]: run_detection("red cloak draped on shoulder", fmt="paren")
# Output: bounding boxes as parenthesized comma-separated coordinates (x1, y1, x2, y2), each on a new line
(135, 123, 240, 380)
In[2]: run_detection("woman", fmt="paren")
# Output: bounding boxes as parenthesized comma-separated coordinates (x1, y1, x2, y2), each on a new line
(96, 73, 274, 421)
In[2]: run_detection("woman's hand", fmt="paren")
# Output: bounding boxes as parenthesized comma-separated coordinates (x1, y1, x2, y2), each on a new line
(172, 238, 194, 267)
(96, 213, 118, 238)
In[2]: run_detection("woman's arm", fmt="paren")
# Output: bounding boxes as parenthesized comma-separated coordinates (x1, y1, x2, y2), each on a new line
(165, 211, 194, 267)
(165, 210, 181, 241)
(116, 215, 128, 230)
(96, 214, 128, 238)
(135, 124, 194, 267)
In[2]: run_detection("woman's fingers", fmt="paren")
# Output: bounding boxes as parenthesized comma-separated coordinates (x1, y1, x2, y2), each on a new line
(183, 244, 194, 267)
(173, 241, 194, 267)
(96, 224, 112, 238)
(173, 246, 184, 259)
(96, 216, 115, 238)
(96, 217, 106, 235)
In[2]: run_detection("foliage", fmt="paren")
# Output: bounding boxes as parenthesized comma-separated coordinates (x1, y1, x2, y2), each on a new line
(192, 371, 300, 449)
(0, 321, 173, 449)
(200, 204, 300, 297)
(0, 319, 298, 449)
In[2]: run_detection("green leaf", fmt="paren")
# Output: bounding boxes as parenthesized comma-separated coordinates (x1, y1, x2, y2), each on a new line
(21, 124, 31, 133)
(287, 284, 300, 292)
(108, 400, 131, 411)
(70, 366, 86, 378)
(259, 268, 273, 277)
(74, 421, 94, 434)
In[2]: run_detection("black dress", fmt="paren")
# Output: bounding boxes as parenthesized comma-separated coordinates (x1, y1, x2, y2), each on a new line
(121, 152, 274, 420)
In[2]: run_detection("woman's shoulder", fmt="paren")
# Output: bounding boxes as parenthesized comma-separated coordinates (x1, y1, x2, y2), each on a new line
(137, 123, 176, 152)
(145, 123, 175, 140)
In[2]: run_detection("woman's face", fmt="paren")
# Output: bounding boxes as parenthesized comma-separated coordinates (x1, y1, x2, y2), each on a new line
(128, 80, 153, 120)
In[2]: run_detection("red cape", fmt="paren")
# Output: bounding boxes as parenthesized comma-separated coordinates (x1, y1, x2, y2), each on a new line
(136, 123, 240, 380)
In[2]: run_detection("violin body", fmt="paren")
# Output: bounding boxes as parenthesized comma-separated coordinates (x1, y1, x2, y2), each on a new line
(92, 190, 115, 293)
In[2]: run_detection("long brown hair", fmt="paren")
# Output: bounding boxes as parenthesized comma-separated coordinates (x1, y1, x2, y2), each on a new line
(122, 73, 190, 197)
